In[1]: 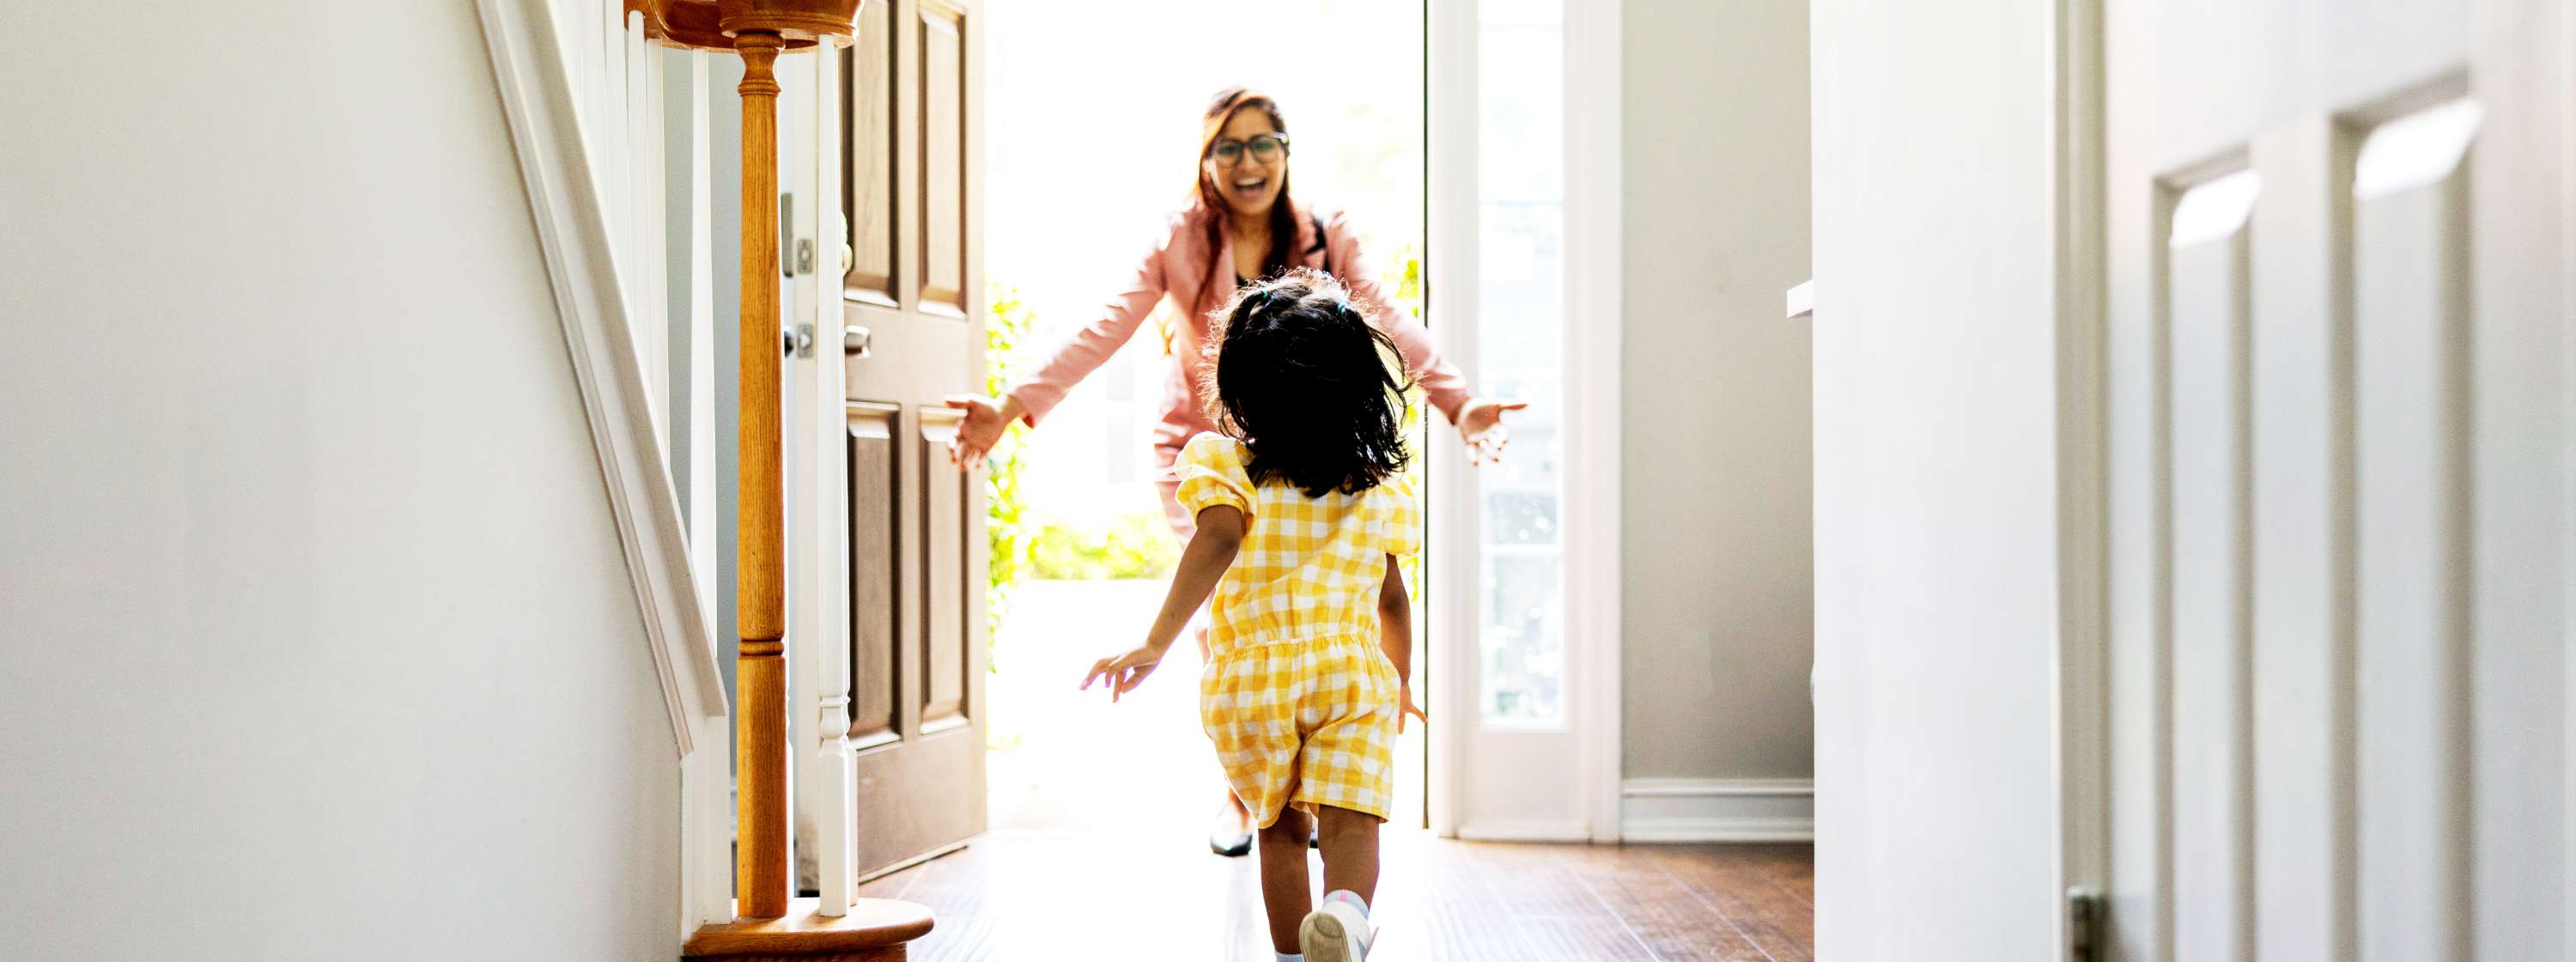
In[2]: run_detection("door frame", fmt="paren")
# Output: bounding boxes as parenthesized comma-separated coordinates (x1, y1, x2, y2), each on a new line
(2050, 0, 2111, 955)
(1424, 0, 1625, 843)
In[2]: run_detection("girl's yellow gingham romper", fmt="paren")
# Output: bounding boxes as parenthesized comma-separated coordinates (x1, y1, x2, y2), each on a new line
(1176, 433, 1419, 828)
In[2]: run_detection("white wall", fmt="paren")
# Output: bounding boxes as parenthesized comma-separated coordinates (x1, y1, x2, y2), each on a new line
(1808, 0, 2065, 956)
(0, 5, 681, 959)
(1619, 0, 1815, 794)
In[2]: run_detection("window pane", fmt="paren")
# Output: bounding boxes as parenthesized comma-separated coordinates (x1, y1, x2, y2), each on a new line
(1476, 0, 1564, 725)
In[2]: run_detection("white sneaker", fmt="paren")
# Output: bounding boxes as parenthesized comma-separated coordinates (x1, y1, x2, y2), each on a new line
(1298, 898, 1371, 962)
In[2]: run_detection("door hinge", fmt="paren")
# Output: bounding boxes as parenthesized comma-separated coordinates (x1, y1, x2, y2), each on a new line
(2067, 886, 2102, 962)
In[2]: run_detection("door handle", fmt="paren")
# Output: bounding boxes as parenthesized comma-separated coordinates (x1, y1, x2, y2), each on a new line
(843, 325, 872, 357)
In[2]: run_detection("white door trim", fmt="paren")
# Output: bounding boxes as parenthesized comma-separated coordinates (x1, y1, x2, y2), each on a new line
(2050, 0, 2111, 948)
(1563, 0, 1625, 844)
(1424, 0, 1475, 841)
(1425, 0, 1624, 843)
(785, 46, 861, 916)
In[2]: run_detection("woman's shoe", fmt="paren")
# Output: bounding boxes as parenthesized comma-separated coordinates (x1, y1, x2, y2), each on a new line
(1208, 829, 1253, 857)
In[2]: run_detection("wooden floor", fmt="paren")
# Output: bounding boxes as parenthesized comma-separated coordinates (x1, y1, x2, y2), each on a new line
(856, 831, 1814, 961)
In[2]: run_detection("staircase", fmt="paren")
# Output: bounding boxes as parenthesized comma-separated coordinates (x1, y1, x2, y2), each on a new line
(487, 0, 937, 955)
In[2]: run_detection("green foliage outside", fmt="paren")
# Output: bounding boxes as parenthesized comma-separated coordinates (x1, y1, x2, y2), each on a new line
(1386, 248, 1427, 598)
(983, 287, 1038, 646)
(1026, 510, 1179, 580)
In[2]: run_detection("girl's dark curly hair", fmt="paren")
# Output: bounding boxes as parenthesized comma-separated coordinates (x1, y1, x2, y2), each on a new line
(1201, 270, 1415, 497)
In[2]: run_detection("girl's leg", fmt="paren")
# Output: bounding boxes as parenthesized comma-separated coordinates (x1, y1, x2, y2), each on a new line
(1256, 807, 1316, 953)
(1163, 477, 1257, 846)
(1314, 805, 1381, 907)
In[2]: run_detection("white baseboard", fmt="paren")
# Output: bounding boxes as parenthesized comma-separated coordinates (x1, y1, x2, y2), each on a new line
(1619, 778, 1815, 843)
(1453, 819, 1595, 843)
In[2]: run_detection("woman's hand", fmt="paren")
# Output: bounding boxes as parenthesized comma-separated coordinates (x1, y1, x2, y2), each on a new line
(1456, 398, 1528, 466)
(941, 394, 1023, 471)
(1396, 684, 1429, 734)
(1081, 646, 1166, 702)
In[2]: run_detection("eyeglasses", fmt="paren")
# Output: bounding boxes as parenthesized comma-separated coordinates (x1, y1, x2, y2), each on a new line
(1207, 133, 1290, 165)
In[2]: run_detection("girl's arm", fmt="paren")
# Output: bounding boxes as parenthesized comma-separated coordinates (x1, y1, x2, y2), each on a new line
(1379, 554, 1429, 731)
(1376, 554, 1411, 684)
(1081, 505, 1246, 700)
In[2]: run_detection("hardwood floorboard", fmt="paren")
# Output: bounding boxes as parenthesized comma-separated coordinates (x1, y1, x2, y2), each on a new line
(842, 831, 1812, 960)
(1650, 845, 1815, 962)
(1563, 845, 1772, 962)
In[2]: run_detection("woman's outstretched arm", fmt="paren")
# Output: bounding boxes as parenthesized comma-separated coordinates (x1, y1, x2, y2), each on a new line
(946, 223, 1175, 467)
(1321, 213, 1474, 423)
(1007, 226, 1178, 425)
(1324, 212, 1526, 463)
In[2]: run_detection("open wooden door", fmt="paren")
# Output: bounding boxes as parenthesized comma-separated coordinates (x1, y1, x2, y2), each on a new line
(2094, 0, 2571, 958)
(835, 0, 987, 882)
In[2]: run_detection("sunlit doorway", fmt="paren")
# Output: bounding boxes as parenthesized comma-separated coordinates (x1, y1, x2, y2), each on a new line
(977, 0, 1433, 846)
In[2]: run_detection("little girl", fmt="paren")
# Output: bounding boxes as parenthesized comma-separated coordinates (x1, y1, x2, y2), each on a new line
(1081, 270, 1425, 962)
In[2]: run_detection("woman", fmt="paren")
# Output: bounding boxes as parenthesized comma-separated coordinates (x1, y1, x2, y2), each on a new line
(945, 87, 1520, 856)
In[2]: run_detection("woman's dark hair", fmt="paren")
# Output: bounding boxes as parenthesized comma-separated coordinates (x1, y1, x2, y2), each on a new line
(1202, 270, 1414, 497)
(1195, 87, 1300, 282)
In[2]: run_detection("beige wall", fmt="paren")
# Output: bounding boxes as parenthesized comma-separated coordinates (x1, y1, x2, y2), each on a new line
(0, 5, 682, 958)
(1620, 0, 1815, 782)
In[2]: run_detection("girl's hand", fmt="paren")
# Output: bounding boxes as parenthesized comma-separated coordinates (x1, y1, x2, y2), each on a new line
(942, 394, 1018, 471)
(1456, 398, 1528, 466)
(1396, 684, 1429, 734)
(1081, 646, 1166, 702)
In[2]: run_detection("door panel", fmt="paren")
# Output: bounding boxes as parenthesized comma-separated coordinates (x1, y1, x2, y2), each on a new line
(914, 0, 968, 316)
(843, 0, 897, 306)
(2165, 171, 2255, 962)
(2350, 120, 2475, 958)
(2102, 2, 2567, 959)
(840, 0, 986, 881)
(917, 408, 968, 733)
(848, 403, 902, 752)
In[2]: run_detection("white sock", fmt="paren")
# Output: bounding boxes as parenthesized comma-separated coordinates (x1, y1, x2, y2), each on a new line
(1275, 953, 1303, 962)
(1321, 889, 1370, 918)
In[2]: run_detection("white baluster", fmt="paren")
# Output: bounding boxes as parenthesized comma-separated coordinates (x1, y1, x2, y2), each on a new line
(598, 0, 625, 280)
(633, 15, 668, 430)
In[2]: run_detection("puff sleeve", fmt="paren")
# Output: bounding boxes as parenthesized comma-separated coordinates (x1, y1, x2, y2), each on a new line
(1377, 471, 1423, 558)
(1176, 434, 1255, 520)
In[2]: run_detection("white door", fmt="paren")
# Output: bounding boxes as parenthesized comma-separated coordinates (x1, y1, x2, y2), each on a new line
(1807, 0, 2072, 954)
(1425, 0, 1624, 842)
(2095, 1, 2572, 959)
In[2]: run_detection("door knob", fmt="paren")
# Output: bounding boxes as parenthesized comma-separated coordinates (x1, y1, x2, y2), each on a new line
(843, 325, 872, 357)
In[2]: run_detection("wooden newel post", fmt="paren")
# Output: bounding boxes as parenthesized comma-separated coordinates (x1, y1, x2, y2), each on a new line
(732, 27, 789, 922)
(643, 4, 918, 950)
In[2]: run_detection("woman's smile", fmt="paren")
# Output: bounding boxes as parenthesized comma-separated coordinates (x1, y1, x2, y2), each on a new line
(1229, 174, 1271, 206)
